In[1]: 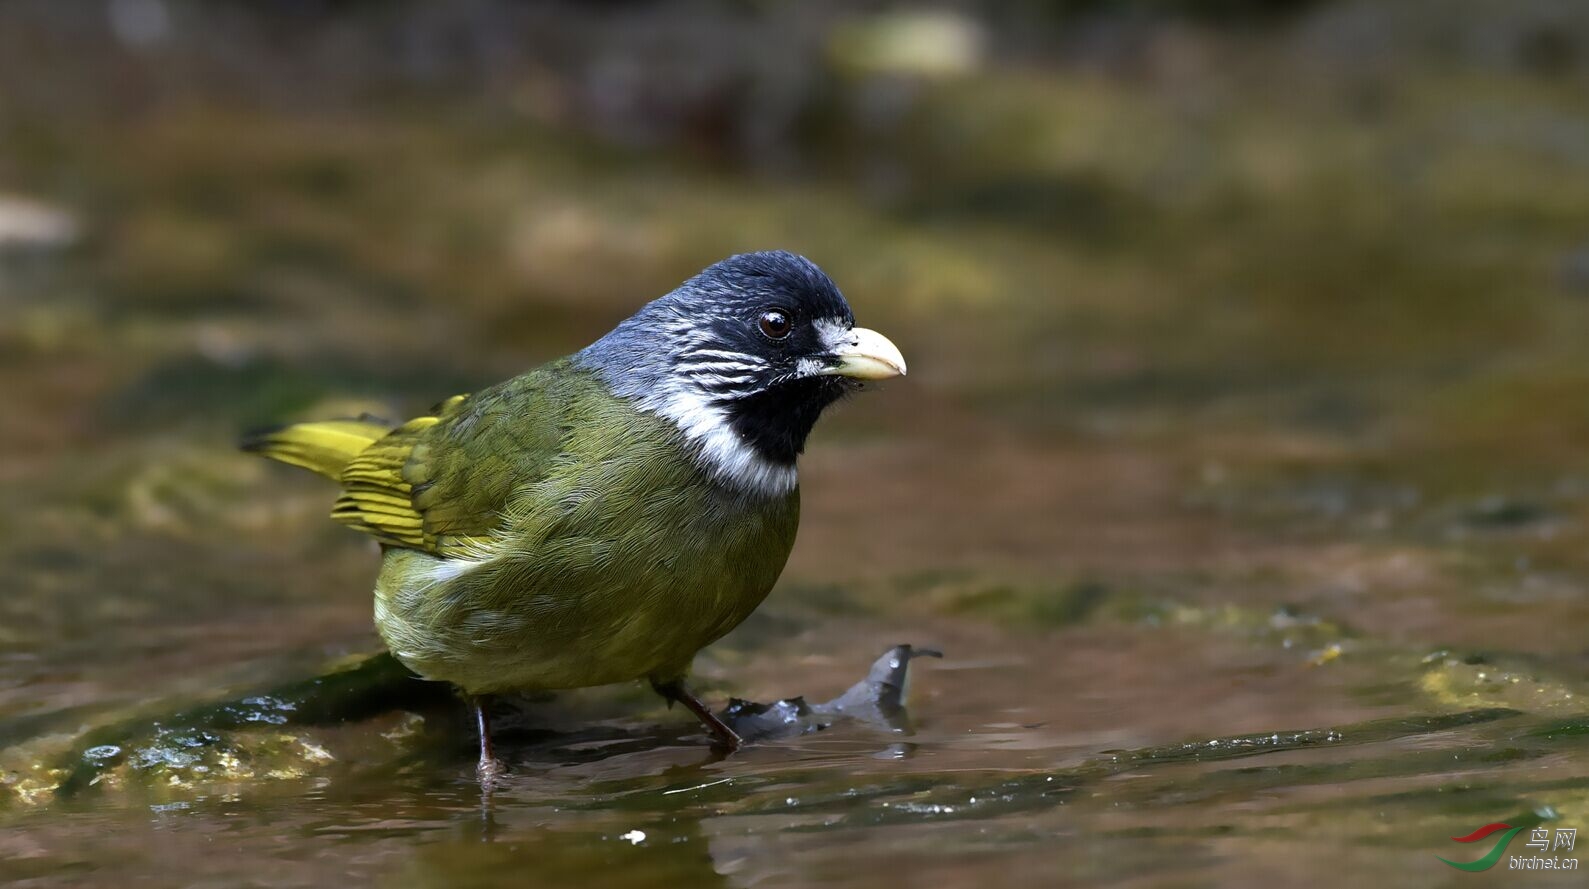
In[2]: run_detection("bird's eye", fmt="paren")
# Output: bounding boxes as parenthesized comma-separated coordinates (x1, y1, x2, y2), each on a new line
(758, 309, 793, 339)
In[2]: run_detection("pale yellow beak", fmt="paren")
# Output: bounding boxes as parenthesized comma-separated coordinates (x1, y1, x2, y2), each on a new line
(820, 326, 907, 381)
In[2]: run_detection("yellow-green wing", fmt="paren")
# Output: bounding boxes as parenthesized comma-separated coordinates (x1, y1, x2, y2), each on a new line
(332, 368, 568, 556)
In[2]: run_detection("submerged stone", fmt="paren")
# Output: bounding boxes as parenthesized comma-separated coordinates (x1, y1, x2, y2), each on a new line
(17, 646, 941, 804)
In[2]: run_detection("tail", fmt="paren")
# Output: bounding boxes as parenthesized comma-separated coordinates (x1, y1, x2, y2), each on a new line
(241, 415, 395, 480)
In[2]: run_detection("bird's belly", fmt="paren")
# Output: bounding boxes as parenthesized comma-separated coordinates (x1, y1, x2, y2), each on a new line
(372, 492, 799, 694)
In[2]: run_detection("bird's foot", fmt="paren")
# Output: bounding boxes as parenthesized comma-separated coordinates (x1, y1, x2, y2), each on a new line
(477, 754, 508, 783)
(652, 678, 744, 753)
(700, 711, 744, 753)
(471, 694, 509, 782)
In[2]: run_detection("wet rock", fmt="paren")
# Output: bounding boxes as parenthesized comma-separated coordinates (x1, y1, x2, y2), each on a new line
(721, 644, 941, 741)
(18, 647, 940, 804)
(1416, 651, 1586, 714)
(37, 654, 451, 800)
(811, 644, 941, 728)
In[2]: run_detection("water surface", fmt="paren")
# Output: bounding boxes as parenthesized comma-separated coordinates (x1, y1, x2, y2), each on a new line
(4, 4, 1589, 886)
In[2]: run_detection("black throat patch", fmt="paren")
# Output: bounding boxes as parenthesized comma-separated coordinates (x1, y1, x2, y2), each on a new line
(724, 376, 854, 466)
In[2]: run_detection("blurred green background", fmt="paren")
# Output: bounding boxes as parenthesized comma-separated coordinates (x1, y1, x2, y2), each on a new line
(4, 1, 1589, 886)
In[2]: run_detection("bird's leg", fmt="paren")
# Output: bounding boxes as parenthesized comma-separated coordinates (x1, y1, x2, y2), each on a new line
(651, 678, 743, 752)
(472, 695, 507, 779)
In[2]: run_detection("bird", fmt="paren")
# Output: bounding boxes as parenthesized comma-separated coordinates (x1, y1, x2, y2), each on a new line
(242, 251, 905, 776)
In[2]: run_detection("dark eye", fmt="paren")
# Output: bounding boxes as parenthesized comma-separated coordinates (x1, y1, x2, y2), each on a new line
(758, 309, 793, 339)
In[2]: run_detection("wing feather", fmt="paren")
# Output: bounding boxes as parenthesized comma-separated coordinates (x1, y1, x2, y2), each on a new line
(328, 369, 569, 556)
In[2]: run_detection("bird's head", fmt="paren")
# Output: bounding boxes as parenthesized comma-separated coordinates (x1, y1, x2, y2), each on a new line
(578, 251, 906, 496)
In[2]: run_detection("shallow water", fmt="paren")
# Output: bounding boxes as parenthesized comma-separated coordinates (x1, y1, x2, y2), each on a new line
(5, 3, 1589, 886)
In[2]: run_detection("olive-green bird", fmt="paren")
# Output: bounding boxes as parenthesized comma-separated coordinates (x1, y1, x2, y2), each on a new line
(243, 251, 905, 775)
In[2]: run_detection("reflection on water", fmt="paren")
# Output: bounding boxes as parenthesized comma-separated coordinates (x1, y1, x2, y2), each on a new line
(6, 2, 1589, 886)
(7, 604, 1588, 886)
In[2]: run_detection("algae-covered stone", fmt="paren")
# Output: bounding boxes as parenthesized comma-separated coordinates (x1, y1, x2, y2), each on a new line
(10, 646, 943, 805)
(26, 654, 444, 803)
(1417, 651, 1586, 715)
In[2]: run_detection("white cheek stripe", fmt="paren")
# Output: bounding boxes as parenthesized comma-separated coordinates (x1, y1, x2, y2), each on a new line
(643, 318, 858, 495)
(675, 361, 763, 374)
(580, 313, 842, 498)
(646, 387, 797, 497)
(685, 349, 769, 364)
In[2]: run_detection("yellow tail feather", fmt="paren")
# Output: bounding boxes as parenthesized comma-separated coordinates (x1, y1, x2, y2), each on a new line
(241, 417, 395, 480)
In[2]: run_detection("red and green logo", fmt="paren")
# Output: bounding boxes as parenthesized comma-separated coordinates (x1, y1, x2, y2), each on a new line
(1438, 823, 1525, 872)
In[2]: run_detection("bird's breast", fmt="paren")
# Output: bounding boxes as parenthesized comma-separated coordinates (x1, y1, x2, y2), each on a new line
(373, 444, 801, 694)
